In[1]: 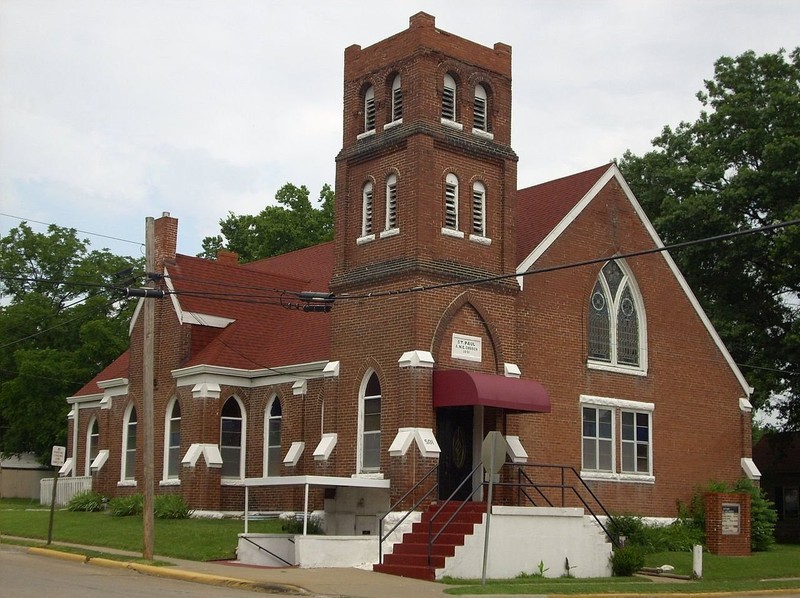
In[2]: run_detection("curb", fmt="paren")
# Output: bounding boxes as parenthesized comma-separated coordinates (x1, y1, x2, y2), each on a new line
(27, 547, 310, 595)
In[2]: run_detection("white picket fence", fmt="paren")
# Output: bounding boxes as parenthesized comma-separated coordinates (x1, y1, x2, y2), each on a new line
(40, 476, 92, 507)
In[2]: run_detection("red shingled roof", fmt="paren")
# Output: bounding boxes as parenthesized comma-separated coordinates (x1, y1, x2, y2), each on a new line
(516, 164, 612, 264)
(167, 245, 334, 370)
(71, 351, 130, 398)
(77, 166, 619, 391)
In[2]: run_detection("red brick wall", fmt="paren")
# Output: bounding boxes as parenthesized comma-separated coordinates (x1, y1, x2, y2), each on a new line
(515, 179, 749, 515)
(704, 492, 751, 556)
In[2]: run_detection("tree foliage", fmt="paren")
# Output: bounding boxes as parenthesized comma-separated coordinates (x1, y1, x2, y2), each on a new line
(619, 48, 800, 429)
(0, 223, 139, 462)
(200, 183, 334, 263)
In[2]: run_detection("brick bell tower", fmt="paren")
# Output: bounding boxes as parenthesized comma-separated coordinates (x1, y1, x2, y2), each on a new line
(328, 13, 520, 495)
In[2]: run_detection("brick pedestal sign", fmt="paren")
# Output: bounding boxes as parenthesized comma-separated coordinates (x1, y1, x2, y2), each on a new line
(704, 492, 751, 556)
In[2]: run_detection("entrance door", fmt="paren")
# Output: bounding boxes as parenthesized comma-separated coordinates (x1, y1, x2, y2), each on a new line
(436, 406, 474, 500)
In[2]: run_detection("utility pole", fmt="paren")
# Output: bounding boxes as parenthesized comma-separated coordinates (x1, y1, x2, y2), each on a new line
(142, 216, 155, 560)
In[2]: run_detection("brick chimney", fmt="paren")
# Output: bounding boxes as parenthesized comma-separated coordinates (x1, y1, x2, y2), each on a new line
(154, 212, 178, 272)
(216, 249, 239, 266)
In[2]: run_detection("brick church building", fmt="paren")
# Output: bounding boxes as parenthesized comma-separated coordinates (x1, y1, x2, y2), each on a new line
(64, 13, 756, 523)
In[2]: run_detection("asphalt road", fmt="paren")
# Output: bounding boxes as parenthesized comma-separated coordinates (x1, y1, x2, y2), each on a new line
(0, 544, 294, 597)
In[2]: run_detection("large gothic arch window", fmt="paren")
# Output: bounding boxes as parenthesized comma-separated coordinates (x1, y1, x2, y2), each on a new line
(358, 371, 382, 473)
(588, 260, 646, 371)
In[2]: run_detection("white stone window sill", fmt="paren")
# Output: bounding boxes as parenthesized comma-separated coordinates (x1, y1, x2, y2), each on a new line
(159, 479, 181, 487)
(384, 119, 402, 130)
(357, 130, 376, 140)
(581, 471, 655, 484)
(441, 227, 464, 239)
(356, 234, 376, 245)
(380, 227, 400, 238)
(587, 360, 648, 377)
(117, 480, 137, 487)
(221, 478, 245, 486)
(469, 234, 492, 245)
(441, 119, 463, 131)
(472, 128, 494, 140)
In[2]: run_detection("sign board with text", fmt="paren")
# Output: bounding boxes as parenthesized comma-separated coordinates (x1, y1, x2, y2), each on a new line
(50, 445, 66, 467)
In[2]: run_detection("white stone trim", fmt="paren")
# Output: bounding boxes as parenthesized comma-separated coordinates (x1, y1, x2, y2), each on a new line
(441, 227, 465, 239)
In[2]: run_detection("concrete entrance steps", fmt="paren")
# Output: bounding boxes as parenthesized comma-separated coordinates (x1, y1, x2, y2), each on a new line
(374, 502, 485, 581)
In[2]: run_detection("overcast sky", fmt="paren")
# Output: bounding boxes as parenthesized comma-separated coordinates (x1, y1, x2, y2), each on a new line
(1, 0, 799, 260)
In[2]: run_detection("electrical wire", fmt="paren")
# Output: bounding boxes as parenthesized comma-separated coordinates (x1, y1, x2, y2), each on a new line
(0, 212, 144, 248)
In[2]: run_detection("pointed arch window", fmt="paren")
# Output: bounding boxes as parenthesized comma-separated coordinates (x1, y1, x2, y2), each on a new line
(364, 85, 376, 133)
(122, 404, 137, 482)
(473, 84, 488, 131)
(385, 174, 398, 230)
(362, 181, 374, 236)
(265, 397, 282, 476)
(444, 173, 459, 231)
(472, 181, 486, 237)
(359, 372, 382, 473)
(85, 417, 99, 476)
(221, 397, 245, 479)
(442, 74, 457, 121)
(391, 75, 403, 122)
(164, 399, 181, 480)
(588, 260, 645, 371)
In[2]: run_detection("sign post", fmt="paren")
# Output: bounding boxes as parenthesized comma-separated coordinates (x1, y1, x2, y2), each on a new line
(48, 445, 66, 545)
(480, 432, 506, 585)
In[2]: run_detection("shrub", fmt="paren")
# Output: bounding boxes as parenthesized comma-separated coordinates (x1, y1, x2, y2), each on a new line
(609, 514, 648, 547)
(280, 514, 324, 535)
(733, 478, 777, 552)
(108, 494, 143, 517)
(610, 545, 645, 576)
(154, 494, 192, 519)
(680, 478, 777, 552)
(66, 490, 107, 512)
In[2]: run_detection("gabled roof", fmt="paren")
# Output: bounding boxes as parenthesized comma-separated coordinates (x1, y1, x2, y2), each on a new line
(70, 351, 130, 398)
(514, 163, 751, 397)
(516, 163, 612, 265)
(166, 244, 334, 370)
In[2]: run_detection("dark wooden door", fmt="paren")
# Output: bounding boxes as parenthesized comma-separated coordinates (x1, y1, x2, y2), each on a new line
(436, 406, 474, 500)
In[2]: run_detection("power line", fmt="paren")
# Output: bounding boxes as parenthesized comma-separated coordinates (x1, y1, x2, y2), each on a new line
(0, 212, 144, 248)
(335, 218, 800, 301)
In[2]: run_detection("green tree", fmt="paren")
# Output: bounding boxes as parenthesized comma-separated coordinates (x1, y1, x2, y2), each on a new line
(0, 223, 139, 462)
(200, 183, 334, 263)
(619, 48, 800, 430)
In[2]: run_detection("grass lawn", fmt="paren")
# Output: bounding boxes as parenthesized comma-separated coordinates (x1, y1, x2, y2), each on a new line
(3, 498, 799, 595)
(0, 497, 283, 561)
(442, 544, 800, 595)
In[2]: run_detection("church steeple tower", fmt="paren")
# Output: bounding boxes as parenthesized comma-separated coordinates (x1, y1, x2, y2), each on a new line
(330, 12, 517, 293)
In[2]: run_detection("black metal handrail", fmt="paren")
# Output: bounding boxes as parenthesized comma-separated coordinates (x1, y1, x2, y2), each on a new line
(508, 463, 619, 547)
(516, 467, 554, 507)
(426, 462, 485, 565)
(377, 462, 439, 564)
(239, 534, 294, 567)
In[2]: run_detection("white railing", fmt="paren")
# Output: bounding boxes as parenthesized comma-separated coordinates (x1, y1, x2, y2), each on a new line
(40, 476, 93, 507)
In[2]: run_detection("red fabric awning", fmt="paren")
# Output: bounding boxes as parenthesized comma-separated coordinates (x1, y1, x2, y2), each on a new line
(433, 370, 550, 413)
